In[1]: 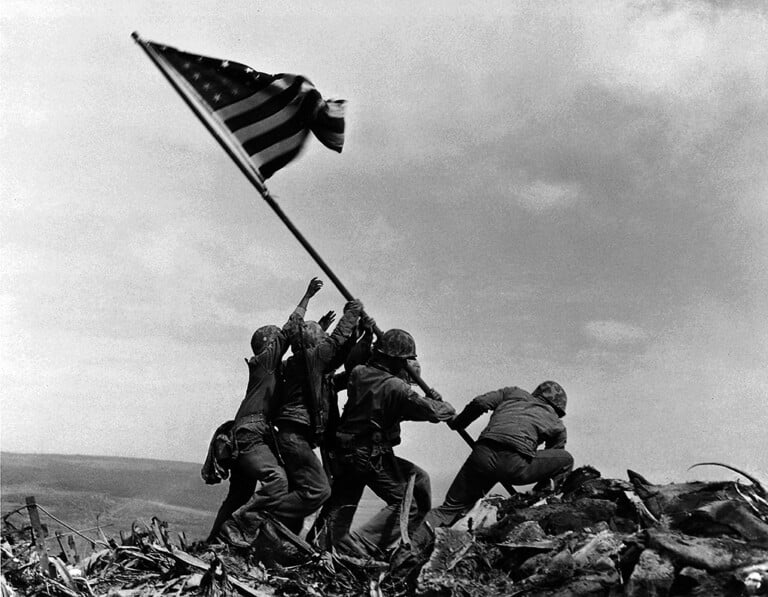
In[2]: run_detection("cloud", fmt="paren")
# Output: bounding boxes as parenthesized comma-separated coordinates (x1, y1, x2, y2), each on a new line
(584, 320, 648, 344)
(511, 180, 581, 212)
(581, 1, 768, 102)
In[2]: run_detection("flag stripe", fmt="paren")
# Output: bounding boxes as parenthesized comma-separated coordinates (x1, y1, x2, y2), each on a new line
(215, 76, 297, 120)
(240, 113, 307, 157)
(259, 145, 306, 180)
(231, 101, 302, 145)
(252, 129, 309, 170)
(224, 78, 305, 133)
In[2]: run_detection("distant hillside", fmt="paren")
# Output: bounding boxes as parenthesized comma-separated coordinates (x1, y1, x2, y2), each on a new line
(0, 451, 458, 550)
(1, 452, 226, 543)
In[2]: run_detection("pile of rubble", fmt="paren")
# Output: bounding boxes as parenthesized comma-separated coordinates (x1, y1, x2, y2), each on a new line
(3, 463, 768, 596)
(413, 463, 768, 596)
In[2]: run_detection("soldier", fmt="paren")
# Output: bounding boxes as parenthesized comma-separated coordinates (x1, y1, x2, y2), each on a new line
(269, 299, 367, 534)
(401, 381, 573, 563)
(205, 278, 323, 546)
(315, 329, 456, 557)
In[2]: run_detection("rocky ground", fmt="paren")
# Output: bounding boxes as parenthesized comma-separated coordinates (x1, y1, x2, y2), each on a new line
(3, 464, 768, 596)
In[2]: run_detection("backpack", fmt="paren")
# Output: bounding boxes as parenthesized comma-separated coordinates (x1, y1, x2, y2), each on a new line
(201, 420, 236, 485)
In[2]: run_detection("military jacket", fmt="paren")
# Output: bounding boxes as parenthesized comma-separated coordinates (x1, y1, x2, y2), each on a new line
(233, 307, 304, 421)
(456, 386, 566, 458)
(336, 364, 455, 448)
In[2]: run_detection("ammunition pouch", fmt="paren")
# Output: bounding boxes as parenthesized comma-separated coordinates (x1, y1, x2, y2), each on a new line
(336, 427, 400, 451)
(202, 419, 236, 485)
(213, 429, 236, 465)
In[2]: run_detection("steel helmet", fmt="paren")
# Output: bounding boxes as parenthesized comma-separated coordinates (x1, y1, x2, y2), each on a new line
(375, 329, 417, 359)
(533, 381, 567, 417)
(251, 325, 281, 355)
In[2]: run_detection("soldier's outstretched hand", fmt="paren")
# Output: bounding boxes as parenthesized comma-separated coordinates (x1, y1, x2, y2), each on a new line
(344, 299, 364, 315)
(305, 277, 323, 298)
(360, 313, 376, 333)
(318, 310, 336, 331)
(427, 388, 443, 402)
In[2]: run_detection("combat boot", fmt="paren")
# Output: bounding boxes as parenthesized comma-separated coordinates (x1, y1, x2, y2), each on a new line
(218, 518, 250, 548)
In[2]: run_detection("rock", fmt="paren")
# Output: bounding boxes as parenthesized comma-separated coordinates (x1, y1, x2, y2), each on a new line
(494, 521, 559, 576)
(516, 549, 576, 590)
(518, 552, 554, 579)
(735, 562, 768, 596)
(484, 497, 621, 541)
(560, 466, 603, 495)
(539, 499, 618, 535)
(671, 566, 710, 594)
(648, 527, 768, 572)
(562, 467, 633, 504)
(420, 528, 474, 575)
(684, 500, 768, 545)
(627, 470, 753, 529)
(625, 549, 674, 597)
(452, 497, 500, 532)
(572, 530, 623, 571)
(534, 571, 620, 597)
(503, 520, 548, 544)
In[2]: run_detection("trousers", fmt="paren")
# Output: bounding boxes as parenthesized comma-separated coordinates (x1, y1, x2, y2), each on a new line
(313, 445, 431, 553)
(206, 424, 288, 541)
(410, 440, 573, 552)
(272, 426, 332, 534)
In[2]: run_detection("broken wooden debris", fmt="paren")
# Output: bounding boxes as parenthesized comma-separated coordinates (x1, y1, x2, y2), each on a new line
(5, 465, 768, 596)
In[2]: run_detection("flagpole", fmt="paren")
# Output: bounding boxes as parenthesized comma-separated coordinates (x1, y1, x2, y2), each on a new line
(132, 32, 361, 299)
(131, 33, 487, 463)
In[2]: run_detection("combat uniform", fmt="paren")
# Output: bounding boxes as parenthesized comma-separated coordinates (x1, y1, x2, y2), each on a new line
(409, 385, 573, 553)
(271, 306, 362, 533)
(206, 307, 304, 542)
(317, 362, 455, 554)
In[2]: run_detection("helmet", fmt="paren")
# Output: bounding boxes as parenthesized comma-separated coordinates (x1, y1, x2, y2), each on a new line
(533, 381, 567, 417)
(298, 321, 327, 349)
(251, 325, 281, 355)
(375, 329, 417, 359)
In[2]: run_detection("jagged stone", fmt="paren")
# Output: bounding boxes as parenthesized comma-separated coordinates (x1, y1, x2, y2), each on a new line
(625, 548, 674, 597)
(560, 465, 603, 494)
(502, 520, 548, 544)
(490, 497, 621, 537)
(572, 530, 623, 571)
(671, 566, 710, 594)
(647, 527, 768, 572)
(539, 499, 619, 535)
(683, 500, 768, 545)
(518, 552, 554, 579)
(561, 466, 633, 504)
(452, 497, 500, 532)
(527, 570, 620, 597)
(419, 528, 474, 575)
(627, 470, 754, 529)
(512, 549, 576, 592)
(735, 562, 768, 596)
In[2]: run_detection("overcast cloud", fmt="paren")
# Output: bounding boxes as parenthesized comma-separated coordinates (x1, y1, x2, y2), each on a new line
(2, 0, 766, 489)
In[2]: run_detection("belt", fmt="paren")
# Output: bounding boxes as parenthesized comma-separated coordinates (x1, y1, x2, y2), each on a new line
(277, 420, 312, 436)
(235, 412, 266, 425)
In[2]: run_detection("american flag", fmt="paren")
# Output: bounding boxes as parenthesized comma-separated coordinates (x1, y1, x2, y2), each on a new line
(148, 41, 345, 179)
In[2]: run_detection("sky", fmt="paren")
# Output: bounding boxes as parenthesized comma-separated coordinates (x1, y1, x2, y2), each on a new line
(2, 0, 767, 490)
